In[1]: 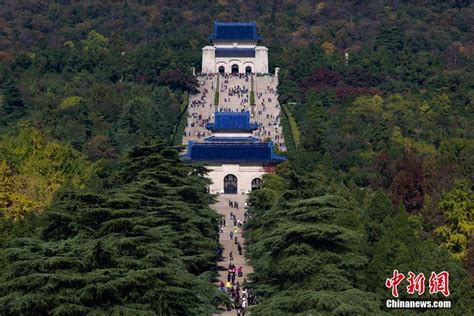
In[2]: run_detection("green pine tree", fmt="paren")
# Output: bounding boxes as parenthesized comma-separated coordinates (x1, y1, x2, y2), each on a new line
(1, 80, 25, 119)
(0, 144, 225, 315)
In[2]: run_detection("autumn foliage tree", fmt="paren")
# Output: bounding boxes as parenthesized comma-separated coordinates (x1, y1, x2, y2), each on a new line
(435, 179, 474, 260)
(389, 145, 425, 213)
(0, 129, 96, 219)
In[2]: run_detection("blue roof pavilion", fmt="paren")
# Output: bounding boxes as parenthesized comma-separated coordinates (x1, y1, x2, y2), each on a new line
(206, 112, 258, 133)
(183, 141, 286, 164)
(209, 22, 262, 42)
(182, 110, 286, 165)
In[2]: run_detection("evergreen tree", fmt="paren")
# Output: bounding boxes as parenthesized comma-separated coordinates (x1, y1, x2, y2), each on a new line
(247, 173, 382, 314)
(301, 99, 328, 152)
(1, 80, 25, 120)
(0, 145, 225, 314)
(362, 190, 396, 257)
(117, 97, 143, 151)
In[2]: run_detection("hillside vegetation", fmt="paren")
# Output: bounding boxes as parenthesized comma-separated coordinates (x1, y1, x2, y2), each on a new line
(0, 1, 473, 314)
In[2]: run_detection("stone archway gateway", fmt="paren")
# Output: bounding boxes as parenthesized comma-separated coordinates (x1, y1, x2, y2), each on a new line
(251, 177, 263, 191)
(218, 66, 225, 74)
(231, 64, 239, 74)
(224, 174, 238, 194)
(245, 66, 252, 74)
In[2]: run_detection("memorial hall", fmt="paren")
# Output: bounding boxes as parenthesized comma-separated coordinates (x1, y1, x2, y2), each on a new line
(182, 21, 286, 194)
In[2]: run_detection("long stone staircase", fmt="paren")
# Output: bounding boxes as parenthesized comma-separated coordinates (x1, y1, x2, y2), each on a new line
(182, 73, 285, 314)
(213, 194, 253, 315)
(183, 74, 285, 151)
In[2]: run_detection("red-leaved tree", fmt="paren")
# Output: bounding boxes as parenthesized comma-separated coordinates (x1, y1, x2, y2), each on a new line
(389, 145, 425, 213)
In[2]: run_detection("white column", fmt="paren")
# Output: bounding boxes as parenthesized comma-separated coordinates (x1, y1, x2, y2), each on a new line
(255, 46, 269, 74)
(202, 46, 216, 74)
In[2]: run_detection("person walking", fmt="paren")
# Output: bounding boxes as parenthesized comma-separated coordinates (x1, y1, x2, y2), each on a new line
(242, 298, 248, 311)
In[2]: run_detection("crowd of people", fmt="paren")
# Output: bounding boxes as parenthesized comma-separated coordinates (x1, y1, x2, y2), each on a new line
(184, 73, 286, 151)
(184, 77, 214, 141)
(219, 73, 251, 82)
(253, 81, 286, 151)
(190, 87, 212, 109)
(223, 85, 249, 107)
(217, 107, 248, 113)
(219, 269, 256, 315)
(216, 199, 256, 315)
(185, 112, 211, 139)
(220, 78, 250, 109)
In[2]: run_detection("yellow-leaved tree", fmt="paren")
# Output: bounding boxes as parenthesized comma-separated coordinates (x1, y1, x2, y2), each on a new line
(0, 128, 96, 219)
(435, 179, 474, 260)
(0, 160, 43, 219)
(0, 160, 12, 210)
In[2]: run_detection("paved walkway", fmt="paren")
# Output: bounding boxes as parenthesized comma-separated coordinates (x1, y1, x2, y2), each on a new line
(182, 73, 287, 313)
(183, 74, 216, 144)
(253, 75, 286, 151)
(183, 74, 286, 151)
(214, 194, 253, 315)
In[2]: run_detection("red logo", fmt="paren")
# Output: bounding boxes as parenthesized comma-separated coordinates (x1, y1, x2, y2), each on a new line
(407, 272, 425, 295)
(385, 270, 450, 297)
(385, 270, 405, 298)
(429, 271, 450, 297)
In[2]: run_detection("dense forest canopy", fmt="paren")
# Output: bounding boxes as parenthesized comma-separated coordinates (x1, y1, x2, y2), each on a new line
(0, 0, 473, 314)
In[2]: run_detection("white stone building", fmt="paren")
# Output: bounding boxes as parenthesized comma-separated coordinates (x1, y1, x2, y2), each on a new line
(201, 22, 269, 74)
(182, 112, 286, 194)
(183, 22, 285, 195)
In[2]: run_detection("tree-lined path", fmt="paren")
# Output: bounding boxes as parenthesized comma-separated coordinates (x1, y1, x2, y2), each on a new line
(214, 194, 253, 315)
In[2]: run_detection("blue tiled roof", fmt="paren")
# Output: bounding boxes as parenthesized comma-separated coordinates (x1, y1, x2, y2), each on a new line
(183, 141, 287, 164)
(204, 136, 260, 143)
(206, 112, 258, 132)
(209, 22, 262, 42)
(216, 48, 256, 58)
